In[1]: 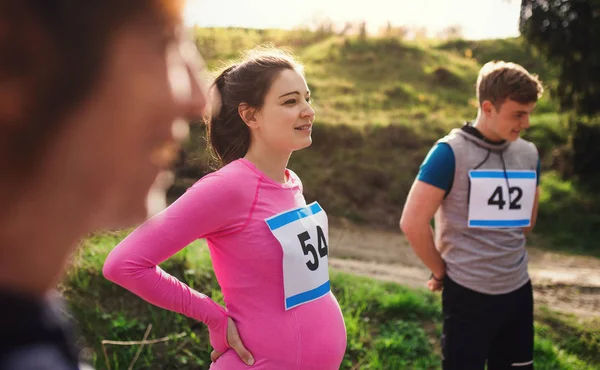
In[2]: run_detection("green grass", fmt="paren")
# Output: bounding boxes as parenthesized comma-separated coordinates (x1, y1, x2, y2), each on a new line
(435, 37, 560, 85)
(534, 306, 600, 370)
(536, 307, 600, 366)
(62, 232, 600, 370)
(533, 171, 600, 257)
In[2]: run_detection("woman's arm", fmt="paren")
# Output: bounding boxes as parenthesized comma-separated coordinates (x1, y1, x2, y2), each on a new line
(102, 173, 245, 353)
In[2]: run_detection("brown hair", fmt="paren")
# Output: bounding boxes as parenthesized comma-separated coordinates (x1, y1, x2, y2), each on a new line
(476, 61, 544, 108)
(0, 0, 183, 188)
(206, 47, 303, 167)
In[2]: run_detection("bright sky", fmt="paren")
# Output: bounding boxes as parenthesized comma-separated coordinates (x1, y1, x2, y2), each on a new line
(184, 0, 522, 40)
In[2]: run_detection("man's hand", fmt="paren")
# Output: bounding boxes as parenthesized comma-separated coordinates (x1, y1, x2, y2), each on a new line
(427, 273, 445, 292)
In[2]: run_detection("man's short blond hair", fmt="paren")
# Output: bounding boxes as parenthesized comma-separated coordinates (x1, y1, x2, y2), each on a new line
(477, 61, 544, 108)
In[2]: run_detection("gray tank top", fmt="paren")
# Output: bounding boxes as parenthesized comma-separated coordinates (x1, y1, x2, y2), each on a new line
(435, 127, 539, 294)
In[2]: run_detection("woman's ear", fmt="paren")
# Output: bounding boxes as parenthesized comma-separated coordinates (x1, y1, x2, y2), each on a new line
(238, 103, 258, 129)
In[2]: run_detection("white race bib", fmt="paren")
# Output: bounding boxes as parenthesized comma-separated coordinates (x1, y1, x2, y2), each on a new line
(468, 170, 536, 228)
(265, 201, 330, 310)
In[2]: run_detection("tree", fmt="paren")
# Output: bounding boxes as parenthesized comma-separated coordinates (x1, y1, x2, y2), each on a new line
(520, 0, 599, 114)
(520, 0, 600, 182)
(359, 21, 368, 40)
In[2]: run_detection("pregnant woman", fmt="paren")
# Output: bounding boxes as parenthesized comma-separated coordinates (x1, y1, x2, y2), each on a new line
(103, 47, 347, 369)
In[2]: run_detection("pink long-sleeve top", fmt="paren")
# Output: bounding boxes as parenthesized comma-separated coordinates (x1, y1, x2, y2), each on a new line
(102, 158, 347, 369)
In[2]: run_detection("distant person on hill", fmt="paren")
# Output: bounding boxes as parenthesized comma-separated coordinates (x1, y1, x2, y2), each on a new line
(0, 1, 208, 369)
(103, 47, 347, 369)
(400, 61, 544, 370)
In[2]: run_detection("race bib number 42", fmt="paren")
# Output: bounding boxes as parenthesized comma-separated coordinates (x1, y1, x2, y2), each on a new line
(468, 170, 536, 228)
(265, 202, 330, 310)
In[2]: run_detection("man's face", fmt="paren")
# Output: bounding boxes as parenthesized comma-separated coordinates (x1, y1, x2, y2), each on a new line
(485, 98, 536, 142)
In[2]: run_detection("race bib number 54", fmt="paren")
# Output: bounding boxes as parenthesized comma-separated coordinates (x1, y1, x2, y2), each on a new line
(265, 202, 330, 310)
(468, 170, 536, 228)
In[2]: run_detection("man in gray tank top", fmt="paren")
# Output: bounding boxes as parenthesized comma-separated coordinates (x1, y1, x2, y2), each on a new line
(400, 61, 544, 370)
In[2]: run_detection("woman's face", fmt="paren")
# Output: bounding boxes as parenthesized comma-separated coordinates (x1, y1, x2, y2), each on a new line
(251, 68, 315, 154)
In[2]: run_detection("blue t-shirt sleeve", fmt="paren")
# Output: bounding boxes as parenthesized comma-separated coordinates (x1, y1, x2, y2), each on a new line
(536, 158, 541, 186)
(417, 142, 455, 193)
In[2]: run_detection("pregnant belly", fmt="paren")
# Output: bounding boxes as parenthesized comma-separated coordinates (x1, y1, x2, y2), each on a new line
(294, 292, 347, 368)
(228, 292, 347, 370)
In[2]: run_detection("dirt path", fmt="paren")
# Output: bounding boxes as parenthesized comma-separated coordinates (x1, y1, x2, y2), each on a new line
(327, 221, 600, 317)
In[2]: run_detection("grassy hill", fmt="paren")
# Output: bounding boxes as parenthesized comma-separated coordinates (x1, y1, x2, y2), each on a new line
(173, 27, 598, 254)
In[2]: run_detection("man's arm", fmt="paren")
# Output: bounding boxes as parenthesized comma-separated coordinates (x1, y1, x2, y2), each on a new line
(524, 157, 541, 236)
(400, 180, 446, 279)
(400, 142, 454, 280)
(523, 186, 540, 236)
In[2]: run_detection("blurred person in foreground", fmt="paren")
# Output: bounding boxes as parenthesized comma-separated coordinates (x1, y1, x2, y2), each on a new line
(0, 1, 208, 369)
